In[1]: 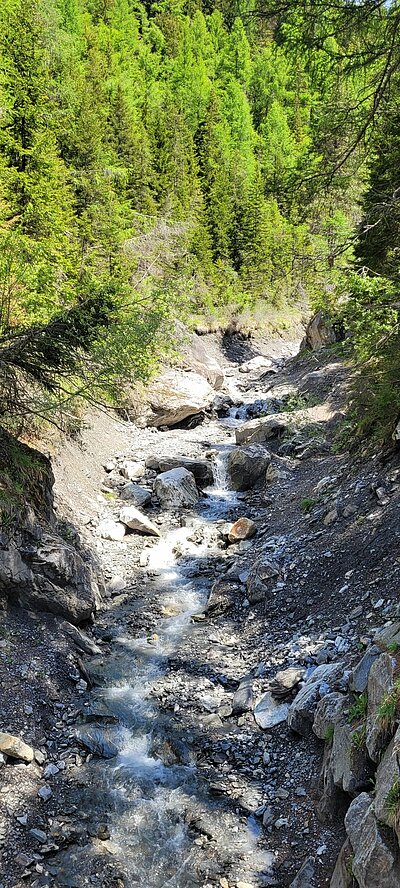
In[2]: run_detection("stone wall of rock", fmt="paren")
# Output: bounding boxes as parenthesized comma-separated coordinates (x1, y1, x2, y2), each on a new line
(284, 619, 400, 885)
(295, 622, 400, 887)
(0, 430, 103, 624)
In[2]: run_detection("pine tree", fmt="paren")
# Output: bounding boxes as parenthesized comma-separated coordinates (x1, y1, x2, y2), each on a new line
(196, 89, 234, 262)
(0, 0, 78, 324)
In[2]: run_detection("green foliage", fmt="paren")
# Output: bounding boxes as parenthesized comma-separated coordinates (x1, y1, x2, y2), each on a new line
(325, 725, 334, 744)
(385, 779, 400, 822)
(377, 680, 400, 730)
(350, 724, 366, 752)
(348, 693, 368, 725)
(0, 0, 385, 427)
(300, 496, 316, 514)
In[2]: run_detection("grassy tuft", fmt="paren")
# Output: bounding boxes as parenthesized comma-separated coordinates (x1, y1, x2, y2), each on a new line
(348, 693, 368, 724)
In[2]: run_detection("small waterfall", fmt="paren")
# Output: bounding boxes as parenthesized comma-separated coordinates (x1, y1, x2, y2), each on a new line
(201, 445, 238, 517)
(212, 447, 231, 493)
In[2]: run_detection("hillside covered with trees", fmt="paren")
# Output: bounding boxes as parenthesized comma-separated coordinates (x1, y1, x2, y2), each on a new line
(0, 0, 399, 439)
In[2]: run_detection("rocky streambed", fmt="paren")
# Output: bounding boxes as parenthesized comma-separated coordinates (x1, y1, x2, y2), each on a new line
(1, 333, 400, 888)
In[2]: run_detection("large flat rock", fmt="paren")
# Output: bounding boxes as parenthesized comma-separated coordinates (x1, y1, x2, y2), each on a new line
(141, 369, 215, 428)
(235, 415, 289, 446)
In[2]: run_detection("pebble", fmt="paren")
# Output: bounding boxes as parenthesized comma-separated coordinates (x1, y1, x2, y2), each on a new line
(37, 785, 52, 802)
(29, 828, 47, 843)
(262, 807, 274, 827)
(34, 750, 46, 765)
(44, 763, 60, 778)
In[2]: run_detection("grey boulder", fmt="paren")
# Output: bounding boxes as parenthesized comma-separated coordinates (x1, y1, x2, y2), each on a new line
(288, 663, 345, 737)
(140, 369, 215, 428)
(227, 444, 271, 491)
(290, 857, 315, 888)
(0, 732, 34, 762)
(254, 692, 289, 729)
(76, 726, 118, 759)
(119, 506, 160, 537)
(119, 483, 152, 508)
(154, 467, 199, 509)
(98, 519, 126, 541)
(232, 675, 253, 714)
(246, 556, 280, 604)
(235, 415, 289, 446)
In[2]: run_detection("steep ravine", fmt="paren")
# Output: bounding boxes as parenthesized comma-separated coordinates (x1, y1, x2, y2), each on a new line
(1, 332, 400, 888)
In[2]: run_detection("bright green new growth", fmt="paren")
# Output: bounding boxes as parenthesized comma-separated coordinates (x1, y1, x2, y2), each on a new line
(0, 1, 364, 417)
(0, 0, 396, 436)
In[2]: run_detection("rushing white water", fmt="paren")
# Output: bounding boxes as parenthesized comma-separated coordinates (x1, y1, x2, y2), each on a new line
(202, 445, 239, 518)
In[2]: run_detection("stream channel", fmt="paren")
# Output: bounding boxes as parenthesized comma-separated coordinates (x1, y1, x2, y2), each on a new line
(76, 409, 276, 888)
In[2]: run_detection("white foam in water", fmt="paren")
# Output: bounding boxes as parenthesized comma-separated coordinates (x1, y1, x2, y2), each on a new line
(203, 446, 238, 516)
(114, 731, 165, 778)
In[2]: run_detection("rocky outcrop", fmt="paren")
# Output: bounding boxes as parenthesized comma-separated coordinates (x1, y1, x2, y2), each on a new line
(146, 455, 213, 487)
(138, 369, 215, 428)
(0, 430, 103, 624)
(227, 444, 271, 491)
(366, 652, 396, 762)
(330, 840, 354, 888)
(345, 793, 400, 888)
(374, 728, 400, 843)
(313, 692, 346, 740)
(288, 662, 345, 736)
(327, 635, 400, 886)
(0, 524, 102, 624)
(179, 328, 224, 390)
(154, 467, 199, 508)
(26, 535, 102, 623)
(350, 646, 381, 694)
(329, 715, 374, 794)
(302, 311, 337, 351)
